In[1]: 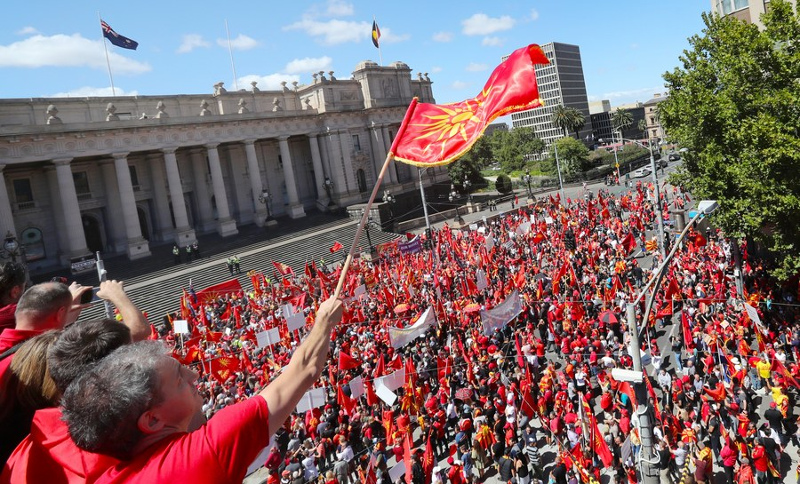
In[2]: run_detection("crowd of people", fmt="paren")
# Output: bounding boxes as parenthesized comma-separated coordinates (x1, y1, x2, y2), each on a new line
(1, 180, 799, 484)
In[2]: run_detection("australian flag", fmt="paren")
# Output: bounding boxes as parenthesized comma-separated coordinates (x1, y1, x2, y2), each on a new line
(101, 20, 138, 50)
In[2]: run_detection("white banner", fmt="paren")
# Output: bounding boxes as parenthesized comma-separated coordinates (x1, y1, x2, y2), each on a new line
(481, 290, 523, 335)
(374, 368, 406, 392)
(388, 307, 436, 349)
(295, 387, 327, 413)
(286, 313, 305, 332)
(374, 384, 397, 406)
(349, 375, 365, 401)
(485, 235, 495, 251)
(281, 303, 296, 318)
(516, 222, 531, 236)
(256, 327, 281, 348)
(173, 319, 189, 334)
(476, 269, 488, 291)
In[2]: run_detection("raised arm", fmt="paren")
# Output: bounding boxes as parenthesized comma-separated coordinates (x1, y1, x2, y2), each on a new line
(96, 279, 150, 342)
(261, 296, 343, 437)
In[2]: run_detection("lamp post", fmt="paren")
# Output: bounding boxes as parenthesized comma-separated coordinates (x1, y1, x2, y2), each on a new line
(323, 177, 334, 206)
(360, 209, 376, 255)
(382, 190, 396, 231)
(463, 177, 473, 203)
(3, 231, 28, 284)
(625, 200, 718, 484)
(258, 190, 277, 227)
(449, 185, 463, 224)
(523, 171, 532, 198)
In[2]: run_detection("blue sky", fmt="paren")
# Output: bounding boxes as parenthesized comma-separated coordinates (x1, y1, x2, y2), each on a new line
(2, 1, 708, 108)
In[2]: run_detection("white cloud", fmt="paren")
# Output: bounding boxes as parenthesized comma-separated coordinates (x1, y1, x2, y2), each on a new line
(238, 73, 302, 91)
(465, 62, 488, 72)
(450, 80, 469, 90)
(177, 34, 210, 53)
(379, 27, 410, 44)
(430, 66, 442, 73)
(50, 86, 139, 98)
(284, 18, 371, 45)
(530, 9, 539, 21)
(462, 13, 515, 36)
(432, 31, 453, 42)
(216, 34, 259, 51)
(481, 37, 503, 47)
(325, 0, 354, 17)
(0, 34, 151, 74)
(16, 26, 39, 35)
(284, 56, 333, 74)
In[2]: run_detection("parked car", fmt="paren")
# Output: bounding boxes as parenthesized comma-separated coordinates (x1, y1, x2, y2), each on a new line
(632, 167, 652, 178)
(668, 153, 680, 161)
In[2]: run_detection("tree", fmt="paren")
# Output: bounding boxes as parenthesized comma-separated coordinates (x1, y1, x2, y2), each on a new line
(449, 134, 491, 186)
(493, 127, 545, 172)
(637, 119, 648, 137)
(611, 108, 634, 139)
(551, 105, 585, 139)
(495, 173, 513, 194)
(660, 0, 800, 278)
(553, 137, 590, 174)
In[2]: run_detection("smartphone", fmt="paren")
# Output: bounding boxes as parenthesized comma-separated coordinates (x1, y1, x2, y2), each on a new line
(80, 287, 100, 304)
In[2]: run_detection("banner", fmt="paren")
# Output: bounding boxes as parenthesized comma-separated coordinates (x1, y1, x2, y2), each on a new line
(476, 269, 488, 291)
(398, 236, 422, 255)
(195, 278, 243, 304)
(349, 375, 365, 400)
(286, 313, 305, 332)
(481, 290, 523, 335)
(388, 307, 436, 348)
(374, 368, 406, 392)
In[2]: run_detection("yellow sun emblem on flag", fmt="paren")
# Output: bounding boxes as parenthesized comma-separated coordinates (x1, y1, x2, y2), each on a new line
(412, 87, 496, 157)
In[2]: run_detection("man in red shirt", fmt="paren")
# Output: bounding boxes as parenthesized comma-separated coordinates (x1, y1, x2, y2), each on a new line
(61, 296, 343, 484)
(0, 262, 26, 332)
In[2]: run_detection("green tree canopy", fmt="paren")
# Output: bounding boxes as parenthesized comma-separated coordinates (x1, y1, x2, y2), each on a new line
(553, 137, 590, 174)
(492, 127, 545, 172)
(611, 108, 634, 137)
(551, 105, 586, 139)
(660, 0, 800, 278)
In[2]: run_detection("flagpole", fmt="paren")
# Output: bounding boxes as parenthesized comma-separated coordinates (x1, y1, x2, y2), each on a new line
(225, 19, 239, 91)
(333, 98, 418, 299)
(98, 12, 117, 96)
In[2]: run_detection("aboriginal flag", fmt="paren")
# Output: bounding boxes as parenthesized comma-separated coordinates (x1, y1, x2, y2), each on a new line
(371, 20, 381, 48)
(101, 20, 138, 50)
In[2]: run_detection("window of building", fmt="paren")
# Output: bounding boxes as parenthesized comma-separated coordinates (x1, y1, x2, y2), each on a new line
(73, 172, 91, 200)
(357, 169, 367, 193)
(352, 134, 361, 152)
(12, 179, 34, 209)
(129, 165, 140, 191)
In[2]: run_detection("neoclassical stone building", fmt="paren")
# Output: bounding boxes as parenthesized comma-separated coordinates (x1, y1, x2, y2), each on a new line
(0, 61, 440, 272)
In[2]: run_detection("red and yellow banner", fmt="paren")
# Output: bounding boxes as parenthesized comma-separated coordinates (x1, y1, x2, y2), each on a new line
(390, 44, 549, 166)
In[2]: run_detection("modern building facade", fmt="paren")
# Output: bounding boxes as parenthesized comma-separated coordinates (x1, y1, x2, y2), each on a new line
(508, 42, 592, 156)
(710, 0, 797, 29)
(0, 61, 439, 273)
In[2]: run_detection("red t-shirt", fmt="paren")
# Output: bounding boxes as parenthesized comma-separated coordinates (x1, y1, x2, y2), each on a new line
(0, 304, 17, 332)
(94, 395, 270, 484)
(1, 407, 118, 484)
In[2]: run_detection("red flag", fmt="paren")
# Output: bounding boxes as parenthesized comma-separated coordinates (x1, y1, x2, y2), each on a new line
(241, 348, 254, 372)
(272, 261, 294, 276)
(329, 241, 344, 253)
(681, 311, 694, 349)
(665, 278, 681, 301)
(338, 350, 360, 371)
(514, 265, 526, 289)
(391, 44, 549, 166)
(620, 232, 636, 254)
(209, 356, 240, 384)
(374, 353, 386, 378)
(403, 433, 413, 484)
(694, 233, 707, 247)
(520, 381, 537, 419)
(643, 373, 662, 420)
(773, 359, 800, 388)
(515, 333, 526, 369)
(423, 437, 435, 484)
(618, 381, 638, 407)
(337, 385, 357, 416)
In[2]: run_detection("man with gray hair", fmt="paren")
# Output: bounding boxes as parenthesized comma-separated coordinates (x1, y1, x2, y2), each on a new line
(61, 296, 343, 483)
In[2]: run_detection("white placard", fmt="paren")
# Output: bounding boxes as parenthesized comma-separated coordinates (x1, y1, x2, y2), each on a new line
(476, 269, 488, 291)
(173, 319, 189, 334)
(349, 375, 364, 400)
(545, 216, 554, 224)
(354, 285, 366, 299)
(743, 303, 765, 332)
(477, 226, 486, 234)
(374, 368, 406, 392)
(286, 313, 306, 332)
(282, 304, 296, 318)
(256, 327, 281, 348)
(295, 387, 328, 414)
(374, 382, 398, 406)
(469, 223, 479, 231)
(388, 462, 406, 483)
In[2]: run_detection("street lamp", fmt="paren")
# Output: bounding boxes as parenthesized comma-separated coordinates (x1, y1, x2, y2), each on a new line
(463, 177, 473, 203)
(258, 190, 273, 221)
(382, 190, 396, 231)
(624, 199, 717, 484)
(3, 231, 28, 284)
(448, 185, 463, 224)
(323, 177, 334, 206)
(360, 209, 376, 255)
(523, 171, 532, 197)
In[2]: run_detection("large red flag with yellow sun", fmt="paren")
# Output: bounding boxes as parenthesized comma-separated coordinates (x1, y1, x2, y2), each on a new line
(390, 44, 549, 166)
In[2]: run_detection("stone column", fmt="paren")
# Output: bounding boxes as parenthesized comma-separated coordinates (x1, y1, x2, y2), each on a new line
(52, 158, 90, 260)
(338, 132, 357, 192)
(381, 126, 399, 184)
(189, 148, 214, 231)
(205, 143, 238, 237)
(148, 153, 174, 242)
(307, 134, 328, 211)
(369, 123, 390, 185)
(163, 148, 197, 245)
(0, 166, 17, 239)
(243, 140, 268, 226)
(324, 129, 347, 199)
(112, 153, 150, 259)
(278, 136, 306, 219)
(99, 161, 126, 252)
